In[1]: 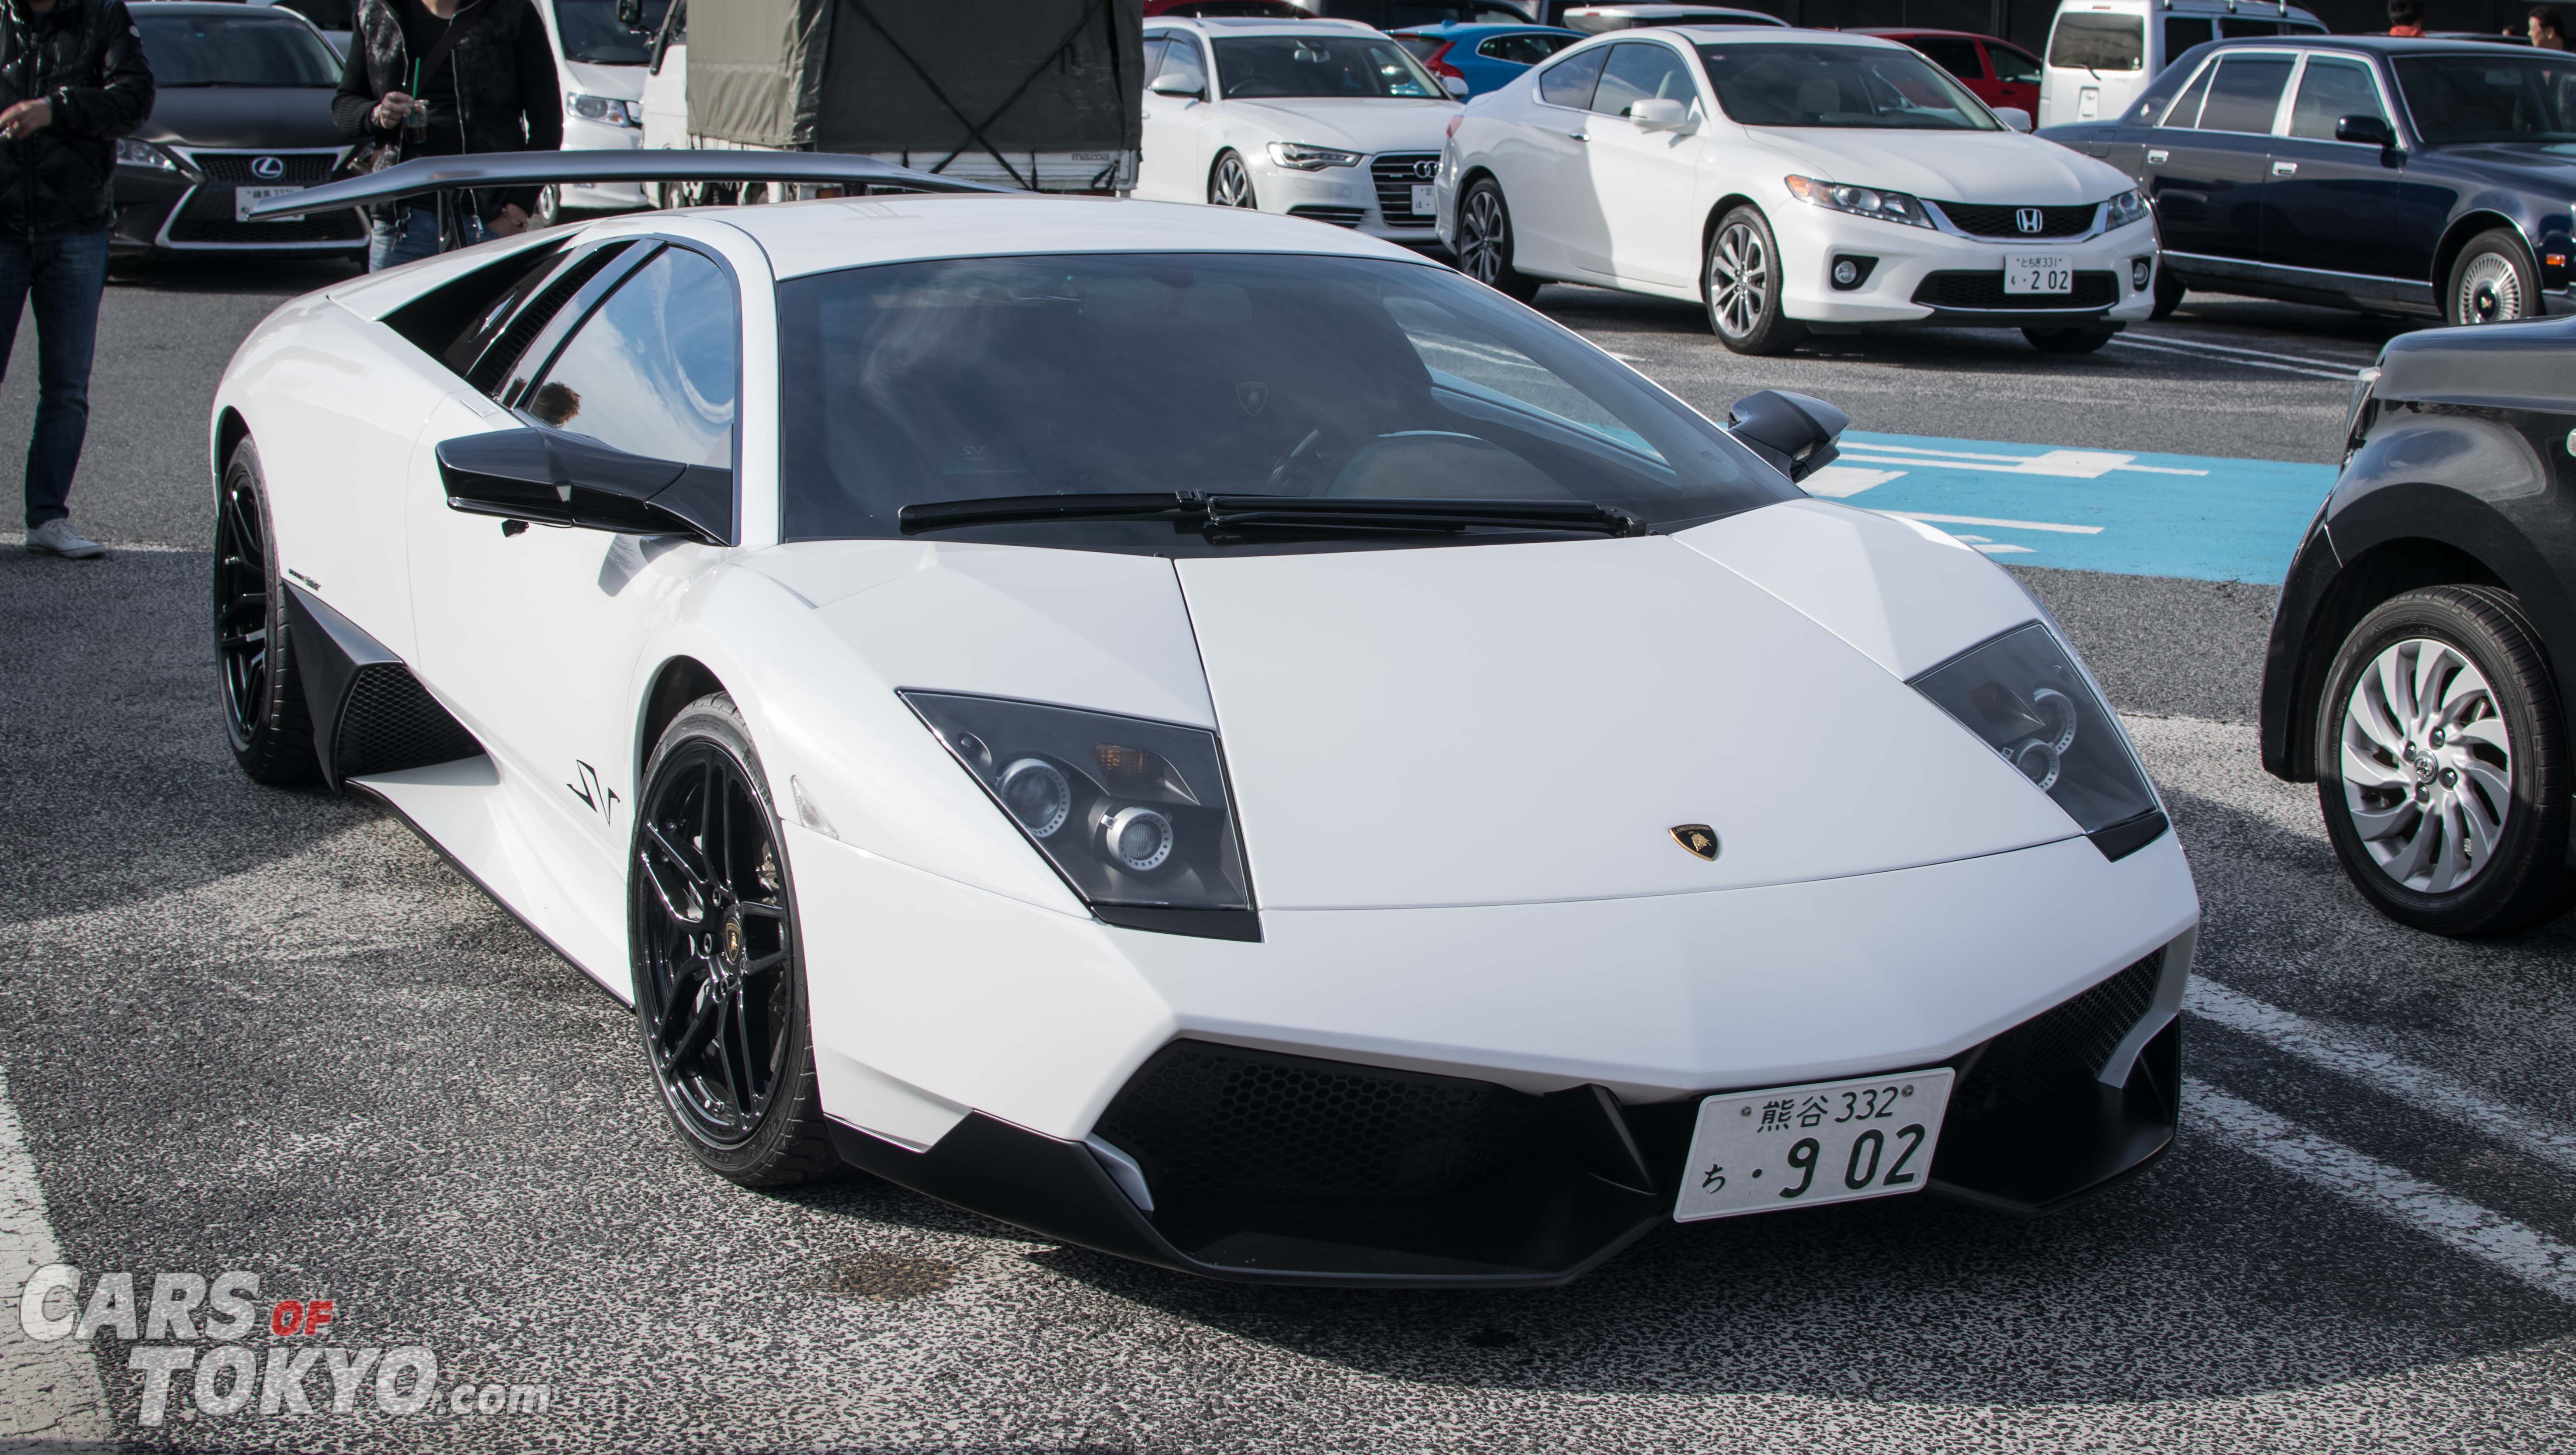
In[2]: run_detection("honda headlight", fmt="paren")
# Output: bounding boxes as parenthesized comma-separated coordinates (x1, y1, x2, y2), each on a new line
(902, 692, 1256, 938)
(566, 92, 643, 127)
(1785, 175, 1933, 229)
(1911, 623, 2161, 846)
(1268, 142, 1364, 171)
(2104, 188, 2148, 230)
(114, 138, 176, 171)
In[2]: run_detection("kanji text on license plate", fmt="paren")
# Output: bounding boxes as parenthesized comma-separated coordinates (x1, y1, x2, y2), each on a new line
(1672, 1069, 1954, 1222)
(1410, 183, 1435, 216)
(2004, 254, 2072, 294)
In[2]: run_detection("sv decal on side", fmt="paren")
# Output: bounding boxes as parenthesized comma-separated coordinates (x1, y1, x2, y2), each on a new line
(567, 760, 621, 827)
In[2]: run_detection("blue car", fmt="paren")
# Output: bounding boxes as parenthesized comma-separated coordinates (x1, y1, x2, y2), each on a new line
(1390, 22, 1584, 98)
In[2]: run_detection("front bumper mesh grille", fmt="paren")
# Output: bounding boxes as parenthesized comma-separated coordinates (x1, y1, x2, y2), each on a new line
(1949, 950, 2165, 1131)
(1912, 270, 2118, 311)
(1286, 204, 1367, 228)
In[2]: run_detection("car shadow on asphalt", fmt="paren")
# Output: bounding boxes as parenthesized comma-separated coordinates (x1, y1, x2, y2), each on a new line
(107, 252, 362, 296)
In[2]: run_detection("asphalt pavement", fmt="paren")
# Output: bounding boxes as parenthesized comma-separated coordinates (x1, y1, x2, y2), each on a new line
(2, 257, 2573, 1454)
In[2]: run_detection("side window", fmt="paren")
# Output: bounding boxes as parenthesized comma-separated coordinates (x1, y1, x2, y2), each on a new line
(527, 246, 738, 469)
(1480, 32, 1570, 66)
(1990, 44, 2040, 86)
(2288, 55, 2385, 140)
(1536, 45, 1607, 108)
(1911, 37, 1985, 81)
(2192, 53, 2293, 133)
(1158, 34, 1208, 93)
(1140, 35, 1168, 76)
(1591, 42, 1693, 116)
(2160, 60, 2215, 126)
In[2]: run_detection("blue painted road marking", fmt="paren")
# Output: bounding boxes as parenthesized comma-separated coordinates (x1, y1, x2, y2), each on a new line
(1806, 432, 2337, 584)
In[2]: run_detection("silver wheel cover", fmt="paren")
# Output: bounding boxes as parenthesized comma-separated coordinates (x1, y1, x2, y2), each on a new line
(1211, 155, 1255, 208)
(1460, 188, 1507, 284)
(1708, 221, 1768, 338)
(2340, 636, 2514, 894)
(2456, 250, 2527, 324)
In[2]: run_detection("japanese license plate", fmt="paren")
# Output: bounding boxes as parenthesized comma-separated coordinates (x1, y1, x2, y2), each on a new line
(1672, 1069, 1955, 1222)
(1410, 182, 1435, 216)
(2004, 253, 2072, 294)
(236, 184, 306, 222)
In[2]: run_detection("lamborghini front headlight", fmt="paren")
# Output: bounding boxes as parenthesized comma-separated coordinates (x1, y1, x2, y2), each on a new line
(1911, 623, 2158, 838)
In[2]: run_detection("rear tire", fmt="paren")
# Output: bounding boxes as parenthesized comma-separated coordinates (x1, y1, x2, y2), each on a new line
(1704, 205, 1804, 355)
(2446, 229, 2538, 327)
(214, 438, 320, 786)
(1455, 178, 1541, 302)
(2315, 586, 2576, 937)
(2025, 327, 2114, 353)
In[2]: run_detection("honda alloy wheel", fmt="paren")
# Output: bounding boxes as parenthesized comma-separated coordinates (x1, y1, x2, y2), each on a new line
(1456, 179, 1539, 301)
(1705, 206, 1804, 356)
(2318, 587, 2576, 936)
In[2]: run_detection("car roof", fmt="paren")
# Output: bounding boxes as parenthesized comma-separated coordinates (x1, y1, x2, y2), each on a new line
(130, 1, 315, 12)
(2191, 33, 2532, 55)
(692, 195, 1442, 283)
(2049, 0, 2319, 13)
(1147, 16, 1382, 34)
(1390, 21, 1581, 34)
(1849, 27, 2017, 44)
(1593, 25, 1904, 46)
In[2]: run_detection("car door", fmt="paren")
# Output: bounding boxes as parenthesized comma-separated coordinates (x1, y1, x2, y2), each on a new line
(1578, 39, 1707, 287)
(1137, 31, 1215, 201)
(2142, 48, 2294, 263)
(2261, 51, 2407, 282)
(407, 239, 742, 933)
(1495, 43, 1609, 276)
(1984, 40, 2041, 117)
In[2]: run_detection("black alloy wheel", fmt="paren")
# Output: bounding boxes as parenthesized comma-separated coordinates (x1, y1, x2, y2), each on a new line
(214, 438, 319, 784)
(2447, 229, 2538, 327)
(1456, 178, 1540, 302)
(1209, 150, 1258, 209)
(631, 693, 838, 1186)
(2025, 327, 2114, 354)
(1704, 205, 1804, 356)
(2316, 586, 2576, 937)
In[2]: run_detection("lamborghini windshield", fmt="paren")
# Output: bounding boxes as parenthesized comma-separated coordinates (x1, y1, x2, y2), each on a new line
(776, 253, 1794, 552)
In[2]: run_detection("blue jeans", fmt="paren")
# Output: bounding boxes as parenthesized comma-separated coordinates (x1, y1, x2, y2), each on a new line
(368, 204, 485, 271)
(0, 229, 111, 529)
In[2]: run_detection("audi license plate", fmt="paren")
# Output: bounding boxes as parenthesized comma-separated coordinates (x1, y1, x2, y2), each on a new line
(236, 184, 306, 222)
(1410, 182, 1435, 216)
(1672, 1069, 1955, 1221)
(2004, 253, 2072, 294)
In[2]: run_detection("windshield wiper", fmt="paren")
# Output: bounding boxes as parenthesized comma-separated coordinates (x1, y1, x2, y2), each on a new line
(897, 491, 1646, 537)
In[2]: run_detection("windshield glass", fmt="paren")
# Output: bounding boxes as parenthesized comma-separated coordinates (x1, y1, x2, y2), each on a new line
(2397, 53, 2576, 143)
(1696, 42, 2000, 128)
(1213, 36, 1446, 98)
(135, 14, 341, 86)
(552, 0, 672, 65)
(777, 253, 1794, 551)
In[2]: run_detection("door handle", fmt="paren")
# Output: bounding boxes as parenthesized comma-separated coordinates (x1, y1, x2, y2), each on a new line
(1568, 131, 1588, 142)
(2146, 148, 2168, 165)
(2271, 160, 2298, 176)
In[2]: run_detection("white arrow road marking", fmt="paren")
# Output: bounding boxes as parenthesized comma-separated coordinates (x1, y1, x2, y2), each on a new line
(2185, 1079, 2576, 1304)
(1801, 464, 1908, 498)
(1876, 510, 2104, 535)
(0, 1069, 110, 1443)
(2191, 979, 2576, 1177)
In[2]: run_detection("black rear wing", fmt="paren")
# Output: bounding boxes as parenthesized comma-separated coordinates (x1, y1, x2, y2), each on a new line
(241, 148, 1012, 220)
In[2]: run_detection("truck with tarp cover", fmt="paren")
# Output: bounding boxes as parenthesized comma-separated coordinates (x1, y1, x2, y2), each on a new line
(638, 0, 1142, 196)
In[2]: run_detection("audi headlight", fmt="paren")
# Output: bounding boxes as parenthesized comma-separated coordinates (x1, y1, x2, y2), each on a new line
(902, 692, 1255, 937)
(2104, 188, 2148, 230)
(566, 92, 642, 127)
(1785, 175, 1933, 229)
(114, 138, 176, 171)
(1268, 142, 1364, 171)
(1911, 623, 2160, 840)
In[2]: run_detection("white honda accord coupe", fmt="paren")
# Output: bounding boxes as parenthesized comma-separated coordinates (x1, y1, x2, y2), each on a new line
(1134, 16, 1463, 242)
(217, 151, 2197, 1288)
(1437, 27, 2163, 354)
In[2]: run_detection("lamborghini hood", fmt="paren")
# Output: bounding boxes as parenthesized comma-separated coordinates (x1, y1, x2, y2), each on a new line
(1176, 527, 2079, 911)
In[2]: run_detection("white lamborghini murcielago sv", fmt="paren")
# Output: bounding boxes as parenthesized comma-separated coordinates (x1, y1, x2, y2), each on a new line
(215, 153, 2199, 1286)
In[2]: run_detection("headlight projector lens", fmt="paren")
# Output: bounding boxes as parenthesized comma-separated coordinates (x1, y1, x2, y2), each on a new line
(1104, 806, 1175, 872)
(999, 758, 1072, 838)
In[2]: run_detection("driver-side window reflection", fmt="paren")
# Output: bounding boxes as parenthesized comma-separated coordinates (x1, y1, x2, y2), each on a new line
(531, 246, 738, 468)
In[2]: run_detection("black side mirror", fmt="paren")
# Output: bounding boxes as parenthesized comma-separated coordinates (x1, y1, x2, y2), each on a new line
(436, 428, 733, 545)
(2335, 113, 2396, 149)
(1725, 389, 1848, 483)
(614, 0, 642, 26)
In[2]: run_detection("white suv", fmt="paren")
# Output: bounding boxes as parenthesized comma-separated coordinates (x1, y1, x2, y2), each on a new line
(1135, 17, 1464, 243)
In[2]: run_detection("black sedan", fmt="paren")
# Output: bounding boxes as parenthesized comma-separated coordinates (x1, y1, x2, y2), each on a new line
(114, 2, 364, 260)
(2044, 36, 2576, 327)
(2259, 318, 2576, 937)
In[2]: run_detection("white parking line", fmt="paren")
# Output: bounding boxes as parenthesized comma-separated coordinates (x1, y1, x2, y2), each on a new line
(2186, 1079, 2576, 1304)
(0, 1069, 110, 1443)
(2106, 336, 2358, 381)
(2126, 331, 2376, 371)
(2190, 979, 2576, 1177)
(1874, 509, 2104, 535)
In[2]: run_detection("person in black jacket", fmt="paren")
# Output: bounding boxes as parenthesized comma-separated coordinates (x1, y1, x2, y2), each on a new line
(0, 0, 151, 560)
(332, 0, 559, 271)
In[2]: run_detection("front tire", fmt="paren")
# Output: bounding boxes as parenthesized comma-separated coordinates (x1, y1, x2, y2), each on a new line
(1209, 149, 1258, 209)
(214, 438, 320, 785)
(2447, 229, 2538, 327)
(1456, 178, 1541, 302)
(631, 693, 839, 1187)
(2316, 586, 2575, 937)
(1705, 205, 1804, 355)
(2151, 265, 2184, 320)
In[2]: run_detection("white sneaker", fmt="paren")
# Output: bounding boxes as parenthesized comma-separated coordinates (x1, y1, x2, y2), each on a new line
(23, 518, 105, 559)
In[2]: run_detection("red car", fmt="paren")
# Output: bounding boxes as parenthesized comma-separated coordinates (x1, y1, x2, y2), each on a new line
(1849, 28, 2041, 119)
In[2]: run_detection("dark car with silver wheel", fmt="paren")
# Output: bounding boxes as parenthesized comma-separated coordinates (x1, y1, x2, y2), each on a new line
(2045, 36, 2576, 327)
(116, 3, 366, 260)
(2260, 320, 2576, 935)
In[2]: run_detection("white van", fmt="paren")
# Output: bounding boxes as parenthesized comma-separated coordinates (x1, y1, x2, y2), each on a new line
(530, 0, 674, 224)
(2038, 0, 2323, 128)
